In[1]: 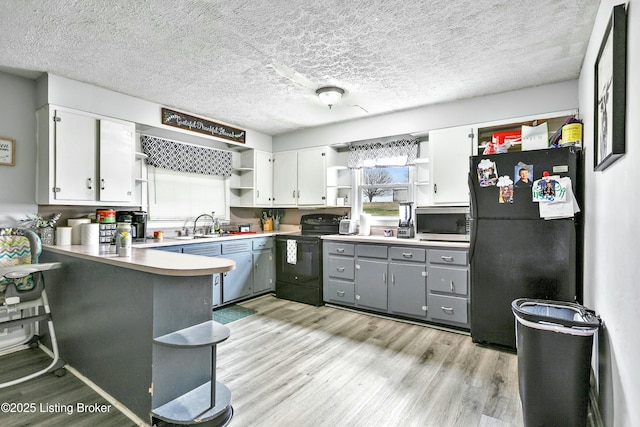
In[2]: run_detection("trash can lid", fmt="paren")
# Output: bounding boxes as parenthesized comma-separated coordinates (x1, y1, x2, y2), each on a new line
(512, 298, 601, 330)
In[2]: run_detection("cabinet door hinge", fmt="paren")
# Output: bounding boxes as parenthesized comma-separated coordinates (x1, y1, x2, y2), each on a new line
(321, 152, 326, 156)
(53, 116, 61, 122)
(53, 187, 61, 193)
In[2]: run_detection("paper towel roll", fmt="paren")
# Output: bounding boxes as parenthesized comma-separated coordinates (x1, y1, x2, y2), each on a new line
(68, 218, 91, 245)
(359, 214, 371, 236)
(80, 223, 100, 245)
(55, 226, 72, 246)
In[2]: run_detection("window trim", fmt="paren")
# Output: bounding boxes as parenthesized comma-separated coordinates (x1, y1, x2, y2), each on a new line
(354, 166, 415, 225)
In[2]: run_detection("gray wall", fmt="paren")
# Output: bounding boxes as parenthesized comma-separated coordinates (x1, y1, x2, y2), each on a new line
(0, 73, 37, 225)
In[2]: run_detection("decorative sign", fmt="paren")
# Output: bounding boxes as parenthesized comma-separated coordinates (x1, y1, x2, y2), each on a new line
(0, 137, 16, 166)
(161, 108, 246, 144)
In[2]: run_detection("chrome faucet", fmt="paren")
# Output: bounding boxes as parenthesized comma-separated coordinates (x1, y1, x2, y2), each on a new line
(182, 218, 192, 236)
(193, 214, 214, 235)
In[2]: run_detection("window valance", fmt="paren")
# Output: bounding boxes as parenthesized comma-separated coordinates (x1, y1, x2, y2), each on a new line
(348, 138, 419, 168)
(141, 135, 232, 177)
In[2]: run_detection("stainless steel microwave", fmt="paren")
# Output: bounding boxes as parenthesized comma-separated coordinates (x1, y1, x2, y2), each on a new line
(415, 206, 470, 241)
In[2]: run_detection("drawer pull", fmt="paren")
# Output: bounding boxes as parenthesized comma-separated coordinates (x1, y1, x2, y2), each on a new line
(441, 306, 454, 314)
(337, 267, 345, 272)
(441, 256, 454, 262)
(402, 252, 413, 258)
(336, 248, 345, 253)
(337, 290, 345, 297)
(450, 280, 455, 292)
(382, 273, 386, 283)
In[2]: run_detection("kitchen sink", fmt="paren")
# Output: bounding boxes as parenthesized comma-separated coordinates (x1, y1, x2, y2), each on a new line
(172, 234, 224, 240)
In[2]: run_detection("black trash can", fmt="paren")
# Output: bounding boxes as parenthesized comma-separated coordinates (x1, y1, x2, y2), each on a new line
(512, 299, 600, 427)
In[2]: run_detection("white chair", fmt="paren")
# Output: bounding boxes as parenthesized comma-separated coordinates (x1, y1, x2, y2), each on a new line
(0, 228, 65, 388)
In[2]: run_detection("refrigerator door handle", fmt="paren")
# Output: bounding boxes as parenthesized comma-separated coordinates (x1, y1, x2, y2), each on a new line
(468, 173, 478, 260)
(468, 172, 477, 219)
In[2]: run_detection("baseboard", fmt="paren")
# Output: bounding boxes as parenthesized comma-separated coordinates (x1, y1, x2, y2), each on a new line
(38, 344, 149, 426)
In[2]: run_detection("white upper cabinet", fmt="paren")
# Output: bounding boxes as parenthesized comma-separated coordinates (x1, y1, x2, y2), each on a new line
(229, 149, 274, 207)
(297, 147, 327, 205)
(254, 150, 273, 206)
(429, 126, 474, 206)
(53, 109, 97, 201)
(36, 106, 136, 205)
(99, 119, 135, 202)
(272, 147, 330, 207)
(272, 150, 298, 206)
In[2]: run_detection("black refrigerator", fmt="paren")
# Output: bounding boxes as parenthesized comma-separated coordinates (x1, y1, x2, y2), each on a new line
(469, 146, 583, 350)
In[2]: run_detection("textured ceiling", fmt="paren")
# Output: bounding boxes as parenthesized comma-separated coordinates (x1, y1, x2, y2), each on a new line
(0, 0, 600, 136)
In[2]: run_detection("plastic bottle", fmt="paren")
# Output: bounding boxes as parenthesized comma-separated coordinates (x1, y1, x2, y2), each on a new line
(214, 217, 220, 234)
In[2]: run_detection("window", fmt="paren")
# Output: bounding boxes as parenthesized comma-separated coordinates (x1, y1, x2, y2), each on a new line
(147, 166, 228, 221)
(358, 166, 412, 217)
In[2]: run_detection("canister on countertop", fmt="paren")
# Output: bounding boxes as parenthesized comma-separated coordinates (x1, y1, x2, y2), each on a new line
(96, 209, 116, 223)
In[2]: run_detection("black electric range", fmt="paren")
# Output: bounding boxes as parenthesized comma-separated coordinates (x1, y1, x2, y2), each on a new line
(275, 214, 343, 306)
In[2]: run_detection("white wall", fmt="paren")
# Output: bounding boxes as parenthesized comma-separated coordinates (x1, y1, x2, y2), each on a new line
(0, 73, 37, 226)
(38, 74, 273, 153)
(579, 1, 639, 426)
(273, 80, 579, 150)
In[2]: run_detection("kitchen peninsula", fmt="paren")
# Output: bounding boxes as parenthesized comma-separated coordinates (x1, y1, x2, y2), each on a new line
(39, 245, 235, 425)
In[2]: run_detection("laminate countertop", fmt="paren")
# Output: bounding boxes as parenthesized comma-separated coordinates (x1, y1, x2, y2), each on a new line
(321, 234, 470, 249)
(43, 244, 235, 277)
(133, 230, 296, 249)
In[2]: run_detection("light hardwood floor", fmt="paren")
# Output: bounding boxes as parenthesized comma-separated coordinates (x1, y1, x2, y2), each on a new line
(218, 296, 523, 427)
(0, 348, 134, 426)
(0, 296, 523, 426)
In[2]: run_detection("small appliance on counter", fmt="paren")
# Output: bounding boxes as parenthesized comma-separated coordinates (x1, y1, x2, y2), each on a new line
(397, 202, 415, 238)
(116, 210, 147, 242)
(339, 218, 357, 235)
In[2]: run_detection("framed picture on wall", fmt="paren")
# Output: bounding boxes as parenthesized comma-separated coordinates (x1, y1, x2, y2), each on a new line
(594, 4, 627, 171)
(0, 137, 16, 166)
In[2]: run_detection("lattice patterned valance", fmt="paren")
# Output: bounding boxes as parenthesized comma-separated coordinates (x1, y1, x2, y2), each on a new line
(141, 135, 233, 177)
(348, 138, 419, 168)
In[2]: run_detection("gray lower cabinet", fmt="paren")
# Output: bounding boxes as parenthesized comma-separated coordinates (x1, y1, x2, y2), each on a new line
(152, 237, 275, 307)
(323, 239, 469, 329)
(324, 242, 356, 305)
(220, 238, 275, 304)
(183, 243, 222, 306)
(222, 252, 253, 303)
(253, 250, 274, 294)
(426, 249, 469, 327)
(355, 258, 388, 311)
(388, 262, 427, 318)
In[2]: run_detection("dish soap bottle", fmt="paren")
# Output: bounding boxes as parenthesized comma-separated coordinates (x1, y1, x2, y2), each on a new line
(214, 217, 220, 234)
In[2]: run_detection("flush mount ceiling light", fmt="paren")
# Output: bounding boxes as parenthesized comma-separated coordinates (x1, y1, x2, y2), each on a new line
(316, 86, 344, 109)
